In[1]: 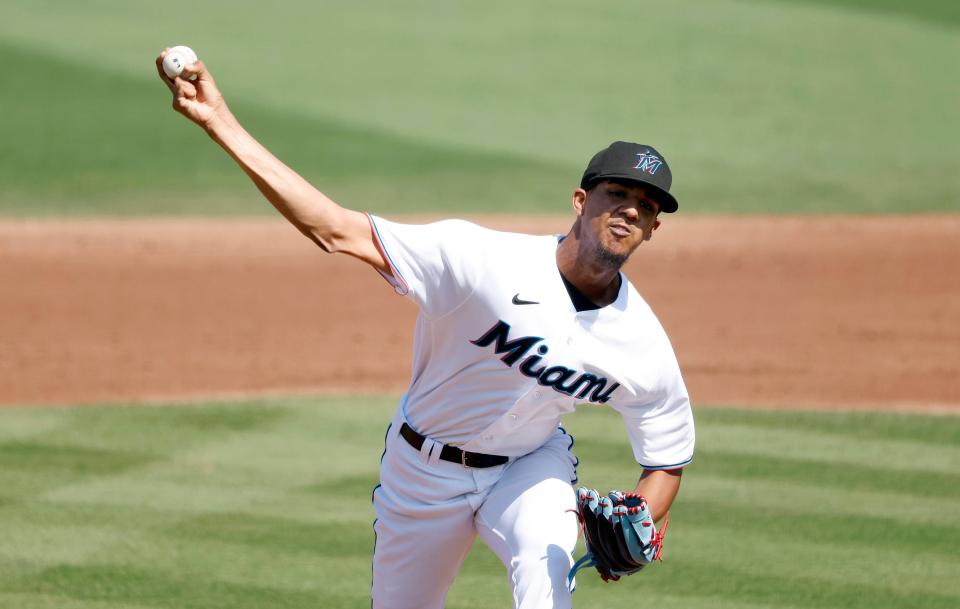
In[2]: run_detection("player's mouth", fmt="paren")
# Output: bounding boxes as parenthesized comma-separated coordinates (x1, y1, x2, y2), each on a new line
(608, 222, 632, 238)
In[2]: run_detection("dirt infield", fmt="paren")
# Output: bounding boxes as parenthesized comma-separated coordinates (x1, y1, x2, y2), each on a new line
(2, 216, 958, 412)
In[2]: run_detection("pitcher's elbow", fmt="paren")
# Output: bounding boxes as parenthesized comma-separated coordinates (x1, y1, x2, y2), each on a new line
(304, 225, 346, 254)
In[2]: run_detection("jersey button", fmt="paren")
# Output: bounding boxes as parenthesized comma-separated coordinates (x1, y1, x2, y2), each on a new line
(483, 434, 493, 441)
(567, 336, 573, 345)
(509, 414, 518, 421)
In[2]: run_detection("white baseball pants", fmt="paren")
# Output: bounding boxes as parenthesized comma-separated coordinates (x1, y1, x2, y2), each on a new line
(371, 415, 580, 609)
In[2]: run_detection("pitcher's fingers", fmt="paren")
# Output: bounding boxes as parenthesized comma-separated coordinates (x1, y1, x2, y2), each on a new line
(155, 49, 177, 94)
(182, 60, 217, 88)
(173, 75, 198, 100)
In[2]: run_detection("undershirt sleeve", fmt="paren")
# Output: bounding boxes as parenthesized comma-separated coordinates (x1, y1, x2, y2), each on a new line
(367, 215, 486, 319)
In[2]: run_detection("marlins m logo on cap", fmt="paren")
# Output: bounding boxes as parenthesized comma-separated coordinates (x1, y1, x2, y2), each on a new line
(634, 151, 663, 175)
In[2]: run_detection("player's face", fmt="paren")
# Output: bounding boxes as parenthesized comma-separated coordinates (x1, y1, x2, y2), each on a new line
(574, 180, 662, 267)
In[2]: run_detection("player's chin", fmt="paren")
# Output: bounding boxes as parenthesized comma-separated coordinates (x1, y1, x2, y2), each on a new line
(593, 242, 630, 269)
(602, 232, 641, 256)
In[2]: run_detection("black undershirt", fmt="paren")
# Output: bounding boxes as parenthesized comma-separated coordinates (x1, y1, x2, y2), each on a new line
(559, 271, 620, 312)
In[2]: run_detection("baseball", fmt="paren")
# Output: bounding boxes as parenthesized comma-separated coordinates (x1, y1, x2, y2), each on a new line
(162, 45, 198, 80)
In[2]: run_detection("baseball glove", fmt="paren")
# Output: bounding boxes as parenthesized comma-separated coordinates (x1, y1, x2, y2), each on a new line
(567, 488, 667, 589)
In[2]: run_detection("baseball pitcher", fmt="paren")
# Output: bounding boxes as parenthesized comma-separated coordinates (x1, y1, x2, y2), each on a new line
(156, 49, 694, 609)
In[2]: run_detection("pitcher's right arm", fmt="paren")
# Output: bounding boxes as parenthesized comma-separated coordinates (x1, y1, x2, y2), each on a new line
(155, 50, 388, 273)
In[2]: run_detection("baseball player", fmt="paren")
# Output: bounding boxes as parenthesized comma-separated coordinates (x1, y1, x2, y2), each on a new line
(156, 51, 694, 609)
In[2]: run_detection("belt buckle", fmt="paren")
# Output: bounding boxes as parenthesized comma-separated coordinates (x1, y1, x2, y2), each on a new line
(460, 450, 473, 469)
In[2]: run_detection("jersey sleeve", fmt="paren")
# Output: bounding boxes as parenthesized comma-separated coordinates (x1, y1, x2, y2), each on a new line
(367, 215, 487, 319)
(610, 358, 695, 470)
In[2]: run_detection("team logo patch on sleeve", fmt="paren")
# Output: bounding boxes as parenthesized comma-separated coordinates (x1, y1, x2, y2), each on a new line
(470, 320, 620, 404)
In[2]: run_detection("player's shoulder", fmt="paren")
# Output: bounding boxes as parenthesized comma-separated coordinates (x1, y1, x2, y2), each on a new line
(417, 218, 557, 249)
(369, 216, 558, 269)
(621, 278, 655, 316)
(620, 277, 673, 339)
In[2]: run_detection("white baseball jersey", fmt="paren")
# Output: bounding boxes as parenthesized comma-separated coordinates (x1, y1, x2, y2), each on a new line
(368, 215, 694, 470)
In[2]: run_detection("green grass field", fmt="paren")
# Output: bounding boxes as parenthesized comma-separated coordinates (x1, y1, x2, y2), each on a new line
(1, 397, 957, 609)
(1, 0, 958, 216)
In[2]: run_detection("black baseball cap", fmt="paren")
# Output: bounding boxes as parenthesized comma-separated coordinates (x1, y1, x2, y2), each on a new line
(580, 141, 679, 213)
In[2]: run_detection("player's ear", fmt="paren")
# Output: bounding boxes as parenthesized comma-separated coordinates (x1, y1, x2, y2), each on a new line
(645, 219, 661, 241)
(572, 188, 588, 216)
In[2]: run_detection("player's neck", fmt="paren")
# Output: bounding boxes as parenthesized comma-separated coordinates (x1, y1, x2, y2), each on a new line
(556, 233, 622, 307)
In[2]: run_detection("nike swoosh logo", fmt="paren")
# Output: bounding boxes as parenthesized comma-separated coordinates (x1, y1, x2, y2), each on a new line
(512, 294, 540, 306)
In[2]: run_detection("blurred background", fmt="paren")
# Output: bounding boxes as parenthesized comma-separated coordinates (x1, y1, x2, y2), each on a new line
(2, 0, 957, 215)
(1, 1, 958, 608)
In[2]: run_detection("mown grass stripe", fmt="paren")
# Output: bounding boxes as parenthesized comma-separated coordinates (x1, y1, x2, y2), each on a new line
(93, 535, 373, 587)
(695, 423, 960, 474)
(695, 407, 960, 446)
(0, 441, 154, 476)
(692, 451, 960, 499)
(647, 561, 958, 609)
(0, 442, 157, 506)
(675, 498, 959, 557)
(684, 476, 959, 527)
(765, 0, 960, 29)
(0, 592, 159, 609)
(42, 476, 298, 513)
(601, 592, 816, 609)
(169, 513, 370, 557)
(9, 564, 359, 609)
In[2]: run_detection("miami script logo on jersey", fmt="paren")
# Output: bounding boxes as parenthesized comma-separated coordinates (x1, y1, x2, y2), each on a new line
(634, 151, 663, 175)
(470, 320, 620, 404)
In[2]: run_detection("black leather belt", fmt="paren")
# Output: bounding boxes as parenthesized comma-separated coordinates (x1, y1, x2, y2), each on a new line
(399, 423, 509, 468)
